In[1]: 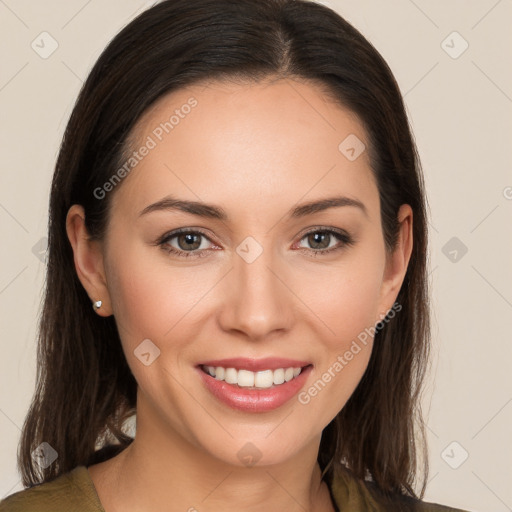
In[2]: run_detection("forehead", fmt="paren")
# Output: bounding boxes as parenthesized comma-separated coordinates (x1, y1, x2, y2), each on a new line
(110, 78, 378, 222)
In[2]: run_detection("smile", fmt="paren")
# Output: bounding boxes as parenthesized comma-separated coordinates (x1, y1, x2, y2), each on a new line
(200, 365, 304, 389)
(196, 358, 313, 412)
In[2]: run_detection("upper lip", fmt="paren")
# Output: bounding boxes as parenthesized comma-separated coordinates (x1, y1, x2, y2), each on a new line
(197, 357, 311, 372)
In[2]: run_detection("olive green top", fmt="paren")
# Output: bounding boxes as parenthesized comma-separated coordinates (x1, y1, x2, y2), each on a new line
(0, 465, 470, 511)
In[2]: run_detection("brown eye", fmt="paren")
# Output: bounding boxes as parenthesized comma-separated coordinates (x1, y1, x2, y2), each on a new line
(175, 233, 202, 251)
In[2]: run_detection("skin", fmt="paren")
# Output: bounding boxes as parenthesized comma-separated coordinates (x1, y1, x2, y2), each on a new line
(66, 77, 413, 512)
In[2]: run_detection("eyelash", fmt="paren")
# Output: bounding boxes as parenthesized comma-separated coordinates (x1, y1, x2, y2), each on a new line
(157, 227, 355, 259)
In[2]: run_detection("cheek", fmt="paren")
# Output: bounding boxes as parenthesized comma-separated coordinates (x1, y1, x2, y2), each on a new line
(104, 243, 211, 356)
(306, 255, 385, 350)
(106, 234, 385, 350)
(296, 252, 384, 415)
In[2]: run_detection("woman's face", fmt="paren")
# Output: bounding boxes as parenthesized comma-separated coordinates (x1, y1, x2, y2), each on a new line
(91, 78, 411, 467)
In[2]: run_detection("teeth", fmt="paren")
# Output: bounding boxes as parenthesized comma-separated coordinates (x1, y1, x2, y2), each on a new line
(255, 370, 273, 388)
(273, 368, 284, 385)
(203, 365, 304, 389)
(224, 367, 237, 384)
(238, 370, 254, 387)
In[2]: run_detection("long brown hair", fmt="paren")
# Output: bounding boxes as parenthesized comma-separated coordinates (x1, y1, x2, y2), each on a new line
(18, 0, 430, 501)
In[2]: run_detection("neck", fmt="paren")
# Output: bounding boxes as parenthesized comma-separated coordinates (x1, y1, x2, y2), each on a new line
(91, 400, 335, 511)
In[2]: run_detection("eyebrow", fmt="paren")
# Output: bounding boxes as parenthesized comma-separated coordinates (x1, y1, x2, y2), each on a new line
(138, 194, 368, 220)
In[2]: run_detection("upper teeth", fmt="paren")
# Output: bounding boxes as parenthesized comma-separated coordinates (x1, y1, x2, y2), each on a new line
(203, 366, 303, 388)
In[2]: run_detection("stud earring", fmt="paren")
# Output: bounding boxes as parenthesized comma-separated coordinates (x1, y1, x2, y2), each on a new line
(92, 300, 102, 311)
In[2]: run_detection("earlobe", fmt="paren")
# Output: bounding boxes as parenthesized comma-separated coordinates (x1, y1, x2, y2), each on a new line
(376, 204, 413, 324)
(65, 204, 113, 316)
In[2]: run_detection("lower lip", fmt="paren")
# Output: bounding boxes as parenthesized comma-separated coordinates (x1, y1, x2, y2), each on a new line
(196, 365, 313, 413)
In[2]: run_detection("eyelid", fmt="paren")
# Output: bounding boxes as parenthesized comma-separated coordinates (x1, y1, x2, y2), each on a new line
(296, 225, 351, 240)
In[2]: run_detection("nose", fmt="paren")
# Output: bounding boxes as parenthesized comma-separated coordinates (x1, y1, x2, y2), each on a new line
(217, 242, 294, 341)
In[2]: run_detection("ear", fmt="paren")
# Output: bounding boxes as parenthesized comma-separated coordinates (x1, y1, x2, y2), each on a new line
(376, 204, 413, 323)
(66, 204, 113, 317)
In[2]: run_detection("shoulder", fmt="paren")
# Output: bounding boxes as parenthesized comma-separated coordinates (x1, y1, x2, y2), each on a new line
(396, 495, 472, 512)
(329, 465, 472, 512)
(0, 466, 104, 512)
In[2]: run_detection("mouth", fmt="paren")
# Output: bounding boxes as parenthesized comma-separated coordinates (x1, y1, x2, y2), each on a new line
(199, 364, 309, 389)
(195, 358, 313, 412)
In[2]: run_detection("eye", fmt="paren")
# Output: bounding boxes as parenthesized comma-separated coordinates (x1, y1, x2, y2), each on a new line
(156, 227, 355, 259)
(158, 229, 216, 258)
(295, 228, 355, 256)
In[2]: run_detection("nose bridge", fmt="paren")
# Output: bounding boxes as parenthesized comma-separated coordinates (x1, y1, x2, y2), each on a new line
(219, 235, 292, 339)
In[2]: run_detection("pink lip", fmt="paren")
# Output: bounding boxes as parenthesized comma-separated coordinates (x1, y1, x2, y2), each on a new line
(196, 363, 313, 413)
(197, 357, 311, 372)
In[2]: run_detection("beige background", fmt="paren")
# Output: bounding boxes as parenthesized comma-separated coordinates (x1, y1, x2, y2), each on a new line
(1, 1, 511, 510)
